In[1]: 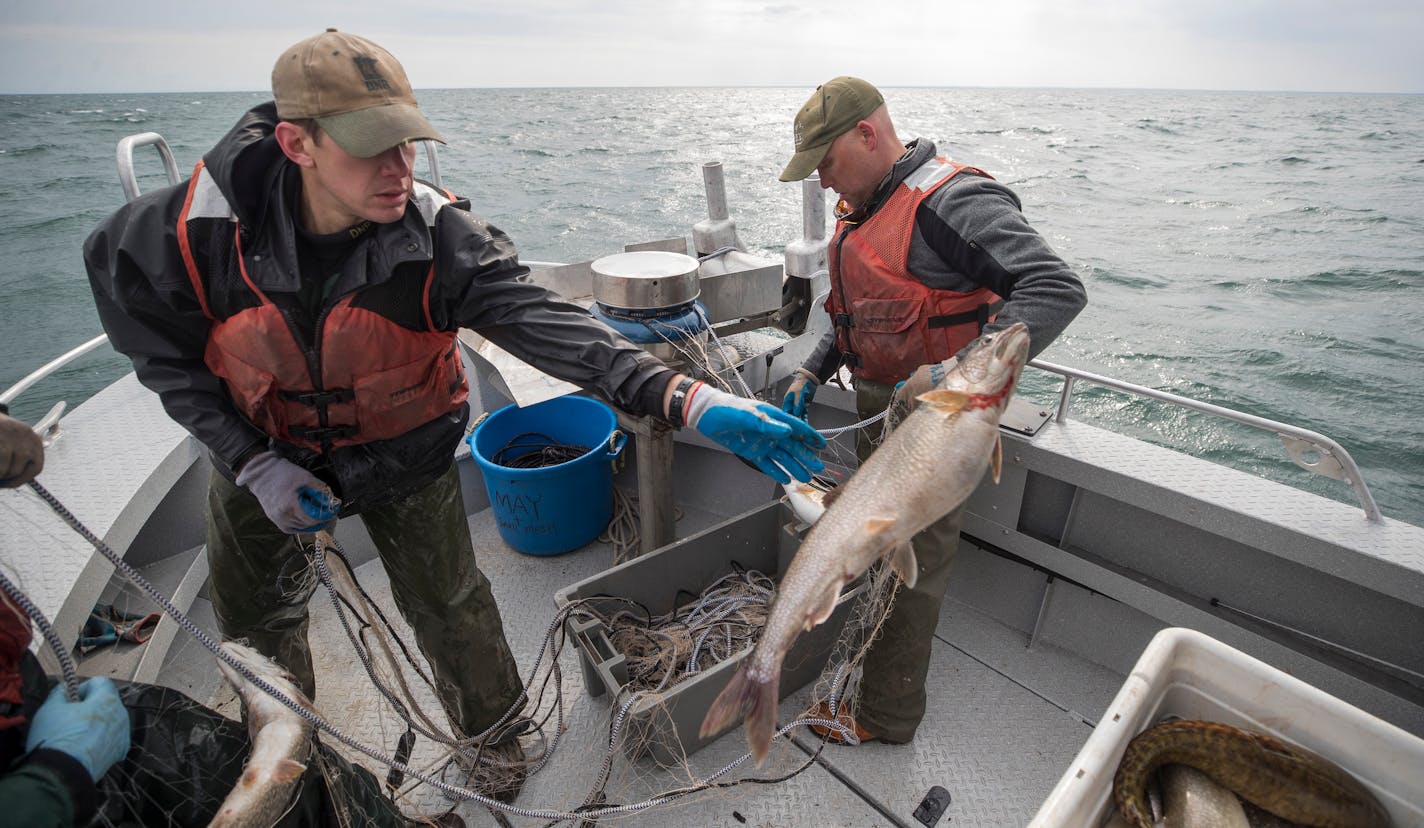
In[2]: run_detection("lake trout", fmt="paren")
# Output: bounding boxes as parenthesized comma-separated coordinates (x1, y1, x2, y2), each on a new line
(1113, 719, 1391, 828)
(210, 642, 315, 828)
(700, 322, 1031, 765)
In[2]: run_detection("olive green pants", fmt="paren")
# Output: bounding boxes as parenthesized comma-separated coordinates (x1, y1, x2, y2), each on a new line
(852, 378, 966, 744)
(205, 463, 523, 738)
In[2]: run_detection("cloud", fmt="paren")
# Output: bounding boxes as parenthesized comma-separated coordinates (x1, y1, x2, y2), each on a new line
(0, 0, 1419, 93)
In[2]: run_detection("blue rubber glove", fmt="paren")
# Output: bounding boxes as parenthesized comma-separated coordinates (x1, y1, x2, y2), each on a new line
(235, 450, 338, 533)
(780, 368, 819, 422)
(686, 385, 826, 484)
(25, 677, 131, 781)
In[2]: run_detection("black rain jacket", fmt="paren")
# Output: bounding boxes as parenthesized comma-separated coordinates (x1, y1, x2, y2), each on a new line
(85, 102, 672, 512)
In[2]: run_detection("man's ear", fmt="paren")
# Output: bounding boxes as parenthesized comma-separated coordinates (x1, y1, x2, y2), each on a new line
(274, 121, 316, 168)
(855, 120, 878, 152)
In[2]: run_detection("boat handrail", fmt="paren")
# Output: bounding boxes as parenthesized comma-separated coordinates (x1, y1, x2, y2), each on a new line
(1031, 359, 1383, 522)
(115, 132, 442, 203)
(1, 337, 1382, 524)
(1, 334, 112, 446)
(116, 132, 181, 202)
(0, 334, 111, 408)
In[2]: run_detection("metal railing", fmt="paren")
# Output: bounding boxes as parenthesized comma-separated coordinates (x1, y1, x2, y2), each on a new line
(1030, 359, 1382, 522)
(115, 132, 443, 204)
(0, 334, 112, 446)
(116, 132, 181, 201)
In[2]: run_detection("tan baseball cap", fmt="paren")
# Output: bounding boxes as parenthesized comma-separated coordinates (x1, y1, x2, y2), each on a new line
(272, 28, 444, 158)
(779, 77, 884, 182)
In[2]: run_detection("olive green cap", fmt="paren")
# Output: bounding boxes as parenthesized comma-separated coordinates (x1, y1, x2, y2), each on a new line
(779, 77, 884, 182)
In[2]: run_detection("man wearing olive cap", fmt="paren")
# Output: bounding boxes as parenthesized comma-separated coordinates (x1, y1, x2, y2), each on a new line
(779, 77, 1087, 746)
(84, 30, 825, 805)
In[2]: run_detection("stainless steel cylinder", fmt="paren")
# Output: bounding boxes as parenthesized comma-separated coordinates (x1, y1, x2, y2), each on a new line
(591, 251, 701, 311)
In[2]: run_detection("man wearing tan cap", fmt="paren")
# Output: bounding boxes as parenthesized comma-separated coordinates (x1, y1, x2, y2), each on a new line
(85, 29, 824, 806)
(779, 77, 1087, 746)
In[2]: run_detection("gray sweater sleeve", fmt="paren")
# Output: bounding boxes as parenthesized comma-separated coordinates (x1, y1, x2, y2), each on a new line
(910, 174, 1086, 361)
(430, 207, 676, 419)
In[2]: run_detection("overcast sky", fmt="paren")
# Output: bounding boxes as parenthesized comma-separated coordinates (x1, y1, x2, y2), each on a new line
(1, 0, 1420, 94)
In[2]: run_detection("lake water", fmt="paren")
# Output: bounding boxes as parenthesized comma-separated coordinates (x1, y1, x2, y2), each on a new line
(1, 87, 1420, 524)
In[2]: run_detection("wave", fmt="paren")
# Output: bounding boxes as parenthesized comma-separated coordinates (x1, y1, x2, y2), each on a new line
(1269, 268, 1419, 295)
(1134, 119, 1179, 135)
(970, 126, 1056, 136)
(0, 143, 56, 156)
(1085, 265, 1166, 290)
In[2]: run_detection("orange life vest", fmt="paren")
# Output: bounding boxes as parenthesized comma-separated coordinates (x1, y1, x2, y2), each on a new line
(826, 157, 1004, 385)
(178, 163, 468, 453)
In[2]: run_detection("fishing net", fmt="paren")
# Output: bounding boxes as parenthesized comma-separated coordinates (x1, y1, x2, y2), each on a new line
(17, 679, 414, 828)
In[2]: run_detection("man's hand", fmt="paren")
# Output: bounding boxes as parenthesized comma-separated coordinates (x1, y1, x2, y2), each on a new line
(686, 385, 826, 484)
(890, 356, 959, 420)
(26, 677, 131, 781)
(0, 412, 44, 487)
(780, 368, 819, 422)
(235, 450, 339, 533)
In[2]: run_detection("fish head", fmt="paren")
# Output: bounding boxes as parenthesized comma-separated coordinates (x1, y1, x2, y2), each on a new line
(949, 322, 1031, 405)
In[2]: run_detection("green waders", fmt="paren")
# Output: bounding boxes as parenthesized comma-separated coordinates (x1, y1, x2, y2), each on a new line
(851, 378, 966, 744)
(205, 462, 524, 739)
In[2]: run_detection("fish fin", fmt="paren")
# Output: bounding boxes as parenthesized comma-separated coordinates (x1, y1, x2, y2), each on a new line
(916, 389, 972, 411)
(888, 541, 919, 589)
(864, 516, 896, 538)
(804, 582, 843, 630)
(991, 435, 1003, 484)
(700, 664, 781, 767)
(271, 758, 308, 783)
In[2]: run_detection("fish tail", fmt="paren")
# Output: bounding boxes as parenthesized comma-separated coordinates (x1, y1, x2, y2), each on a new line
(700, 664, 781, 766)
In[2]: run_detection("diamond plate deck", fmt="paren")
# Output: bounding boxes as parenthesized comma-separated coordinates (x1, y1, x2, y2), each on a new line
(283, 507, 893, 827)
(0, 374, 199, 674)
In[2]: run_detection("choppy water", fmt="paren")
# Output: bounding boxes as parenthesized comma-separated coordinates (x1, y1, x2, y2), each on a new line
(1, 88, 1421, 524)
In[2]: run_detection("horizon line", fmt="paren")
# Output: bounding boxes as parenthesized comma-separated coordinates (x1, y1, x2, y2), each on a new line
(2, 83, 1421, 97)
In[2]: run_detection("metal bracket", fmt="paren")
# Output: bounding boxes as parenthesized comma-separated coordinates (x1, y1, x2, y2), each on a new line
(1279, 433, 1349, 482)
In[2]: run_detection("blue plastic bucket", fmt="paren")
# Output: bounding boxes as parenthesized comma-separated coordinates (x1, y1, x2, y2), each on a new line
(467, 395, 626, 556)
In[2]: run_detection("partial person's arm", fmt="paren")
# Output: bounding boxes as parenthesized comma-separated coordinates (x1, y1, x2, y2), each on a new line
(0, 411, 44, 487)
(83, 190, 269, 472)
(914, 175, 1087, 359)
(1, 676, 131, 828)
(0, 753, 92, 828)
(431, 207, 823, 481)
(430, 207, 681, 419)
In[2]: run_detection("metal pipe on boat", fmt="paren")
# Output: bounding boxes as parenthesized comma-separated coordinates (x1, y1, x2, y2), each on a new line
(704, 162, 729, 221)
(784, 175, 828, 280)
(802, 175, 825, 241)
(692, 162, 743, 254)
(0, 333, 110, 406)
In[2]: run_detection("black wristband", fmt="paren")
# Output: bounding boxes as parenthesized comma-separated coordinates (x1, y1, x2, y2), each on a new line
(0, 401, 9, 416)
(666, 376, 698, 429)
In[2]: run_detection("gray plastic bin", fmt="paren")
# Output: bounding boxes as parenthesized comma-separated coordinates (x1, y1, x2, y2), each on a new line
(554, 499, 863, 764)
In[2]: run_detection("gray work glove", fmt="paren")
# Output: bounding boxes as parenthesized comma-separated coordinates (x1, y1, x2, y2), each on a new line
(235, 450, 338, 533)
(890, 356, 960, 422)
(780, 368, 819, 422)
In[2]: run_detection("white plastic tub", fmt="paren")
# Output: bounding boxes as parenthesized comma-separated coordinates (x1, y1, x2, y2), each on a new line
(1030, 627, 1424, 827)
